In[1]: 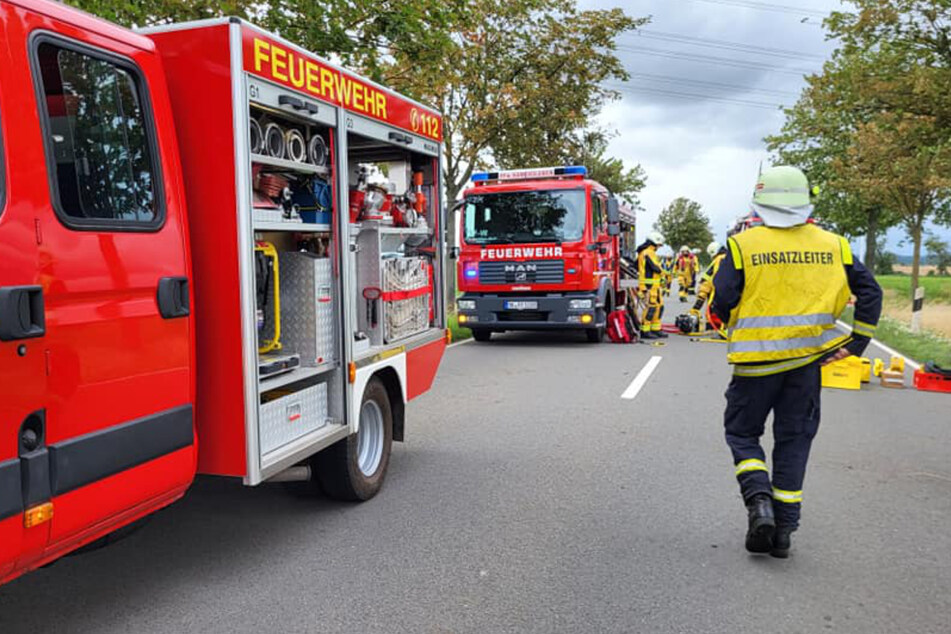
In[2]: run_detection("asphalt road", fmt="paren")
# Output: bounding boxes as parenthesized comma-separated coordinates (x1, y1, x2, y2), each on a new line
(1, 291, 949, 633)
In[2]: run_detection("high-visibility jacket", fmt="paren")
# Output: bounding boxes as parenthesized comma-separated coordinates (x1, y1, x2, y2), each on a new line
(725, 224, 852, 365)
(698, 251, 726, 301)
(637, 245, 663, 291)
(675, 254, 691, 276)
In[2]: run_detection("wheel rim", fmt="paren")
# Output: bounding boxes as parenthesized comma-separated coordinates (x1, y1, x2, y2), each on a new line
(357, 400, 385, 476)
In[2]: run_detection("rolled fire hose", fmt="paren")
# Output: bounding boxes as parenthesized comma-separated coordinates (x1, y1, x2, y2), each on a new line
(285, 128, 307, 163)
(264, 122, 285, 159)
(308, 134, 328, 167)
(249, 118, 263, 155)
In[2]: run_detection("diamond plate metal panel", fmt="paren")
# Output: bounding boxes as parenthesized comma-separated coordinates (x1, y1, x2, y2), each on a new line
(259, 382, 329, 455)
(279, 253, 336, 366)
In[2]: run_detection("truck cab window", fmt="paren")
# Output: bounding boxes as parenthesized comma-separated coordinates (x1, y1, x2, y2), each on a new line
(591, 193, 602, 235)
(35, 41, 160, 227)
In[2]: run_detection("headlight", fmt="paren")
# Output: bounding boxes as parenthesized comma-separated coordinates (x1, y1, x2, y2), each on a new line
(569, 299, 593, 310)
(457, 300, 476, 311)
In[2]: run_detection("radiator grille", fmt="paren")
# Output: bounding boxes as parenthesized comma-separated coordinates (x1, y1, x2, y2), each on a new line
(478, 260, 564, 285)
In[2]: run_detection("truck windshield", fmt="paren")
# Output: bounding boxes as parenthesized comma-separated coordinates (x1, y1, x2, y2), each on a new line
(463, 189, 585, 244)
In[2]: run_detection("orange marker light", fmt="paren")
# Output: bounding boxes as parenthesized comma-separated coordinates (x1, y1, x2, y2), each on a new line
(446, 327, 453, 344)
(348, 361, 356, 384)
(24, 502, 53, 528)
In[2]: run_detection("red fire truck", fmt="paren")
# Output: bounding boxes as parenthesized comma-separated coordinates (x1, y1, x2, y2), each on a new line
(455, 167, 636, 342)
(0, 0, 448, 586)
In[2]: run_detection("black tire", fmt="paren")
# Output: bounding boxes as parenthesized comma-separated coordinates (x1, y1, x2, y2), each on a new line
(313, 377, 393, 501)
(471, 329, 492, 342)
(586, 325, 604, 343)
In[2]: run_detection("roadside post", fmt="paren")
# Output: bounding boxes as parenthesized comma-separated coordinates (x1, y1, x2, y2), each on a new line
(911, 286, 925, 333)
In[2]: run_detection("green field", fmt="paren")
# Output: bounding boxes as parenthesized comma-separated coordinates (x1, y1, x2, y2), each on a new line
(875, 274, 951, 304)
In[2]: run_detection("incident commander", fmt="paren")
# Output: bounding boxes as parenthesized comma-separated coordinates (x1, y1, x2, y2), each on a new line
(711, 166, 883, 558)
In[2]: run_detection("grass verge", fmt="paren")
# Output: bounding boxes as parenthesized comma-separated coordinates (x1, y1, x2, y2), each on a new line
(447, 311, 472, 343)
(841, 307, 951, 366)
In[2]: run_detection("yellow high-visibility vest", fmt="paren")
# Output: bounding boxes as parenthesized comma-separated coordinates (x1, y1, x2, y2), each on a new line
(726, 224, 852, 367)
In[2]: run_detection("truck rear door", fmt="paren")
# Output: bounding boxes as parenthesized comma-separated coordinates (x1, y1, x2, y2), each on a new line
(1, 15, 196, 572)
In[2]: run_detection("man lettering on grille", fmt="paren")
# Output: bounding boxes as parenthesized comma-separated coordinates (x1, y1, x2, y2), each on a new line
(711, 166, 882, 558)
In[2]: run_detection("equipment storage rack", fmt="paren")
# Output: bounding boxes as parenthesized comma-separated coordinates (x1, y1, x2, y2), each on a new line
(146, 19, 448, 485)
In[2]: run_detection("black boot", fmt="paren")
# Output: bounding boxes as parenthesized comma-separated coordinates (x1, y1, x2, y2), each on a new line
(771, 525, 794, 559)
(641, 331, 658, 340)
(745, 493, 776, 554)
(655, 331, 669, 338)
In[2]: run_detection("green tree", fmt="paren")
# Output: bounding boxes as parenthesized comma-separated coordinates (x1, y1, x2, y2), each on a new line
(823, 0, 951, 298)
(925, 233, 951, 275)
(873, 235, 897, 275)
(654, 198, 714, 255)
(387, 1, 645, 204)
(765, 48, 899, 274)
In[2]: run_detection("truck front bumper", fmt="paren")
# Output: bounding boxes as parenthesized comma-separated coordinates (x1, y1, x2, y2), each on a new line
(456, 293, 601, 331)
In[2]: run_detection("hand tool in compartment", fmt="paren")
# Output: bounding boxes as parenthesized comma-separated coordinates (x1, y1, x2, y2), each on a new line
(363, 287, 382, 329)
(255, 241, 283, 354)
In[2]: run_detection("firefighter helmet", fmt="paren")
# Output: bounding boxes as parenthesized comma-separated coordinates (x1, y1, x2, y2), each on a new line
(680, 245, 689, 253)
(648, 231, 665, 246)
(751, 166, 814, 228)
(707, 241, 722, 258)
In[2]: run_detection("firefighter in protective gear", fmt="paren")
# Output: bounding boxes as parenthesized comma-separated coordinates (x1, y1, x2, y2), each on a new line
(636, 232, 668, 339)
(675, 246, 693, 302)
(689, 249, 701, 290)
(711, 166, 882, 558)
(661, 255, 674, 297)
(690, 241, 728, 331)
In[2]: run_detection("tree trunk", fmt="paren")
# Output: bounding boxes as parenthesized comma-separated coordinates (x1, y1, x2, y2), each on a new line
(911, 220, 923, 302)
(863, 207, 879, 274)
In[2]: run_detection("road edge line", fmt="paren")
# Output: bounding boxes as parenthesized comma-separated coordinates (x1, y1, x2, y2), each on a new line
(836, 319, 921, 370)
(622, 355, 663, 400)
(448, 338, 474, 349)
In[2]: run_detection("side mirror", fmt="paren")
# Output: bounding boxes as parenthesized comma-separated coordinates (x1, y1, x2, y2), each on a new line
(606, 197, 620, 224)
(451, 200, 467, 213)
(449, 246, 460, 259)
(607, 224, 620, 237)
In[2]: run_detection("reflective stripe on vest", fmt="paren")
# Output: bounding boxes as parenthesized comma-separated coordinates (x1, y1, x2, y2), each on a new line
(725, 225, 852, 366)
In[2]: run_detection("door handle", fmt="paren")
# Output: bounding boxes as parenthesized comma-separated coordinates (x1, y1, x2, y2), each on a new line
(0, 286, 45, 341)
(157, 277, 190, 319)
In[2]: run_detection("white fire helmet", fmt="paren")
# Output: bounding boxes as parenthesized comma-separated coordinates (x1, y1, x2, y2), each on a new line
(680, 245, 690, 253)
(648, 231, 665, 246)
(707, 241, 722, 258)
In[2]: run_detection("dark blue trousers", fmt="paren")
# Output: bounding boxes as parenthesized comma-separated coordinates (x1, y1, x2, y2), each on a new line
(723, 361, 821, 528)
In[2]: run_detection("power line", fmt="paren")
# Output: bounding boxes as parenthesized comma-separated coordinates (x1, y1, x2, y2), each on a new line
(609, 84, 785, 110)
(617, 45, 818, 76)
(610, 84, 784, 110)
(621, 72, 800, 98)
(679, 0, 828, 17)
(626, 29, 828, 61)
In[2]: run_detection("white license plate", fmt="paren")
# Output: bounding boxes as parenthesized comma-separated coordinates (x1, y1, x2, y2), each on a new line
(504, 301, 538, 310)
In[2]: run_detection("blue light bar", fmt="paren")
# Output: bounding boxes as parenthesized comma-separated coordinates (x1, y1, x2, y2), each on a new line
(470, 166, 588, 183)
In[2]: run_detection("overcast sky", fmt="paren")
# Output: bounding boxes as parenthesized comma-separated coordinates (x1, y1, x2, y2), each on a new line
(579, 0, 949, 257)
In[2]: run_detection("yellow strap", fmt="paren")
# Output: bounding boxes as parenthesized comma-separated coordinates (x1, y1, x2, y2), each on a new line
(727, 237, 743, 271)
(772, 487, 803, 503)
(839, 236, 853, 266)
(735, 459, 768, 476)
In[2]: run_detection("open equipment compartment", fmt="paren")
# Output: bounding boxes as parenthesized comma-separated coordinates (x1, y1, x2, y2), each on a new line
(347, 120, 442, 352)
(146, 19, 448, 487)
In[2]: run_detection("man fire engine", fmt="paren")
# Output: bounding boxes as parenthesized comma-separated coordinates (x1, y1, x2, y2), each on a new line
(455, 166, 635, 343)
(1, 0, 448, 586)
